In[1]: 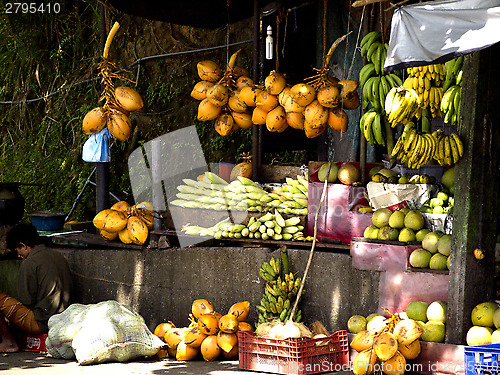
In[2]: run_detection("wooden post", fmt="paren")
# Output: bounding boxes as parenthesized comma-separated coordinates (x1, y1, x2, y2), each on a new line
(446, 44, 500, 344)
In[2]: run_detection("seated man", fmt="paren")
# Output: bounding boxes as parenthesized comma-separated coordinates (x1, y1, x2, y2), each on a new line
(0, 223, 72, 352)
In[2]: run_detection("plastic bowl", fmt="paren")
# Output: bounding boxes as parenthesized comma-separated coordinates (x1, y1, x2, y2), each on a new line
(29, 211, 66, 231)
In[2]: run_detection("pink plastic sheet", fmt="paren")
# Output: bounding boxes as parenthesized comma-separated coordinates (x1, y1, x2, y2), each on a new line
(378, 270, 449, 315)
(350, 239, 420, 271)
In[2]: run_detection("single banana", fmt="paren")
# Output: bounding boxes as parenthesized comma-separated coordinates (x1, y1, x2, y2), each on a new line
(450, 133, 464, 158)
(372, 112, 385, 146)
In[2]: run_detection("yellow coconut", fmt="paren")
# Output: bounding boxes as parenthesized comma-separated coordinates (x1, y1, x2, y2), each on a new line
(176, 340, 199, 361)
(228, 301, 251, 322)
(231, 111, 253, 130)
(251, 107, 268, 125)
(238, 321, 254, 332)
(115, 86, 144, 112)
(393, 319, 424, 345)
(328, 108, 349, 133)
(197, 98, 223, 121)
(278, 86, 291, 106)
(342, 91, 361, 110)
(228, 91, 248, 112)
(290, 83, 316, 107)
(102, 209, 128, 233)
(139, 210, 154, 229)
(282, 94, 305, 113)
(232, 66, 250, 78)
(398, 338, 421, 360)
(184, 326, 208, 348)
(83, 107, 107, 135)
(118, 228, 134, 244)
(255, 90, 279, 112)
(192, 299, 214, 320)
(373, 331, 398, 361)
(100, 229, 118, 241)
(286, 112, 305, 130)
(265, 71, 287, 95)
(317, 85, 341, 108)
(111, 201, 131, 212)
(154, 322, 176, 339)
(304, 121, 327, 138)
(350, 330, 377, 352)
(217, 331, 238, 353)
(197, 60, 221, 82)
(198, 313, 220, 335)
(107, 110, 132, 142)
(236, 76, 253, 90)
(200, 334, 221, 361)
(352, 349, 378, 375)
(206, 84, 229, 107)
(221, 343, 239, 359)
(164, 328, 187, 351)
(219, 314, 239, 333)
(266, 105, 288, 132)
(191, 80, 214, 100)
(240, 87, 262, 107)
(214, 113, 235, 137)
(127, 216, 149, 245)
(93, 209, 115, 230)
(339, 79, 361, 110)
(304, 100, 328, 125)
(381, 350, 406, 375)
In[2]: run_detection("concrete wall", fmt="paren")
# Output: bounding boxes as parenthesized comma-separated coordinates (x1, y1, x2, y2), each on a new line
(55, 245, 380, 333)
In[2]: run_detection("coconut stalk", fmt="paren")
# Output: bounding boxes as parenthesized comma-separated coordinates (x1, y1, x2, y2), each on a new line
(288, 163, 331, 323)
(98, 21, 134, 117)
(304, 32, 352, 90)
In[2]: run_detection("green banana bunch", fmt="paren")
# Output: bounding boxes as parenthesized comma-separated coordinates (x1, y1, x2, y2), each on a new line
(359, 108, 386, 147)
(442, 56, 464, 92)
(440, 85, 461, 126)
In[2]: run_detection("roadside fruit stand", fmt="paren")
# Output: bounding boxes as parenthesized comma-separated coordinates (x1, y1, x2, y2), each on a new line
(3, 0, 498, 374)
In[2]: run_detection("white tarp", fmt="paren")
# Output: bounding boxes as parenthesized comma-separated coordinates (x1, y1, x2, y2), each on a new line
(385, 0, 500, 71)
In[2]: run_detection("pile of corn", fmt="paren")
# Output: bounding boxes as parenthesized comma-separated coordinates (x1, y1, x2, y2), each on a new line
(171, 172, 308, 215)
(182, 209, 312, 242)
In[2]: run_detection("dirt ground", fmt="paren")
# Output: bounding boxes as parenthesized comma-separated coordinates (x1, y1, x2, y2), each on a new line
(0, 351, 351, 375)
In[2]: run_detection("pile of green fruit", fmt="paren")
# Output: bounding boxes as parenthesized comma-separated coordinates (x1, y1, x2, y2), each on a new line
(466, 301, 500, 346)
(409, 231, 452, 270)
(405, 300, 448, 343)
(363, 207, 428, 242)
(420, 190, 454, 214)
(368, 165, 437, 185)
(347, 299, 448, 343)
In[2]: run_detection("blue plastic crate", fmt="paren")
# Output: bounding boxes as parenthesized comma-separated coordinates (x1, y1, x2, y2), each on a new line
(464, 343, 500, 375)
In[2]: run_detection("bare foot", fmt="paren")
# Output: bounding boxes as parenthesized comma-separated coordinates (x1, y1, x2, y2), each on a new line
(0, 340, 19, 353)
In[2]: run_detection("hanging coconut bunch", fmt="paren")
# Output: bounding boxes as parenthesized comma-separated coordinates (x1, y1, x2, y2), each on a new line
(191, 49, 255, 136)
(300, 32, 359, 137)
(82, 22, 144, 142)
(93, 201, 154, 245)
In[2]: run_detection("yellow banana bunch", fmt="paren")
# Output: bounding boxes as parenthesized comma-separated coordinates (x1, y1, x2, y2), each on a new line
(403, 64, 445, 118)
(433, 131, 464, 166)
(385, 87, 420, 127)
(391, 122, 441, 169)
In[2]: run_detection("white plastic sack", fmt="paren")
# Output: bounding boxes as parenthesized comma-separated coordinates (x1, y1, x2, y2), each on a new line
(82, 127, 110, 163)
(45, 300, 164, 365)
(385, 0, 500, 71)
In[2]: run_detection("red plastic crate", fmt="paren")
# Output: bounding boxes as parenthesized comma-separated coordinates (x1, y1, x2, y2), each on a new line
(238, 330, 349, 375)
(15, 332, 48, 352)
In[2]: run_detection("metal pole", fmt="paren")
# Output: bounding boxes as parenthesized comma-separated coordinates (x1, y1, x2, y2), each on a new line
(96, 3, 110, 213)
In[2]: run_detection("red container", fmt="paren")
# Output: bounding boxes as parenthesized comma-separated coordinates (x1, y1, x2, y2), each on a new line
(15, 332, 48, 352)
(307, 163, 378, 243)
(238, 330, 349, 375)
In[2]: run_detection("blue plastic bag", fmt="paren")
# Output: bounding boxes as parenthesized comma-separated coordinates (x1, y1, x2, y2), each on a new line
(82, 127, 110, 163)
